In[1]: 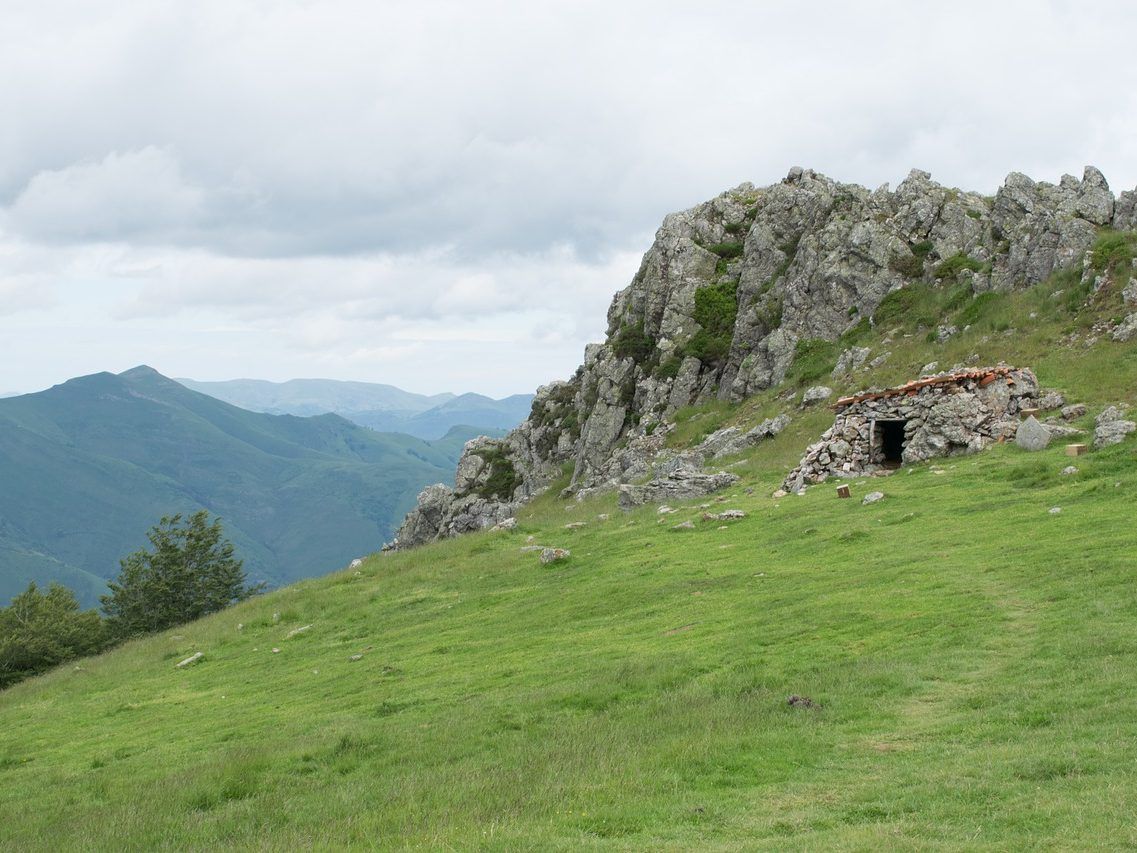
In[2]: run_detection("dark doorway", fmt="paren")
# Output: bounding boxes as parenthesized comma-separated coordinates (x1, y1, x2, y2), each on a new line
(876, 420, 907, 465)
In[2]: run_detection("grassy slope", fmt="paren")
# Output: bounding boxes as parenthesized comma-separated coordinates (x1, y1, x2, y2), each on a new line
(1, 276, 1136, 848)
(0, 368, 485, 605)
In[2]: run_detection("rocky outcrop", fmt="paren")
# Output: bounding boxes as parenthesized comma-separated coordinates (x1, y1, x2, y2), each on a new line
(1094, 406, 1136, 448)
(617, 470, 740, 510)
(391, 165, 1135, 549)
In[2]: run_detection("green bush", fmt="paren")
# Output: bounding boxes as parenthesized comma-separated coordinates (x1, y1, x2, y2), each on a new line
(682, 281, 738, 364)
(654, 356, 683, 380)
(102, 512, 262, 640)
(471, 447, 522, 501)
(889, 252, 925, 279)
(933, 253, 986, 282)
(612, 321, 655, 362)
(707, 241, 744, 260)
(0, 583, 107, 689)
(1090, 230, 1136, 277)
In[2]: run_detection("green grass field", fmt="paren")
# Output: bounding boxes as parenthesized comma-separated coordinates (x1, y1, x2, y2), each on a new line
(2, 274, 1136, 849)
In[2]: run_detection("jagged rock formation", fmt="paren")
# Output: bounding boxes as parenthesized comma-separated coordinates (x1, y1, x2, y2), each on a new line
(390, 166, 1137, 549)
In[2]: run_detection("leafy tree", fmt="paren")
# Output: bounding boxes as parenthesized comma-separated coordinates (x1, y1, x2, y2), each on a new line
(0, 583, 107, 689)
(102, 511, 262, 638)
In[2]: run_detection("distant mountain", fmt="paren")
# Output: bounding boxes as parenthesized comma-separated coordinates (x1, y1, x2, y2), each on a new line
(177, 377, 534, 439)
(0, 366, 495, 607)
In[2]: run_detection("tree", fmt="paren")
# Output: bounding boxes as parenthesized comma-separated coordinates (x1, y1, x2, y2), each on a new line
(101, 511, 262, 638)
(0, 582, 107, 689)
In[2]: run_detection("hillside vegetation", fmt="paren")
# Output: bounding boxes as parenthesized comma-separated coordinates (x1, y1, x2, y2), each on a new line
(0, 367, 488, 605)
(2, 265, 1135, 847)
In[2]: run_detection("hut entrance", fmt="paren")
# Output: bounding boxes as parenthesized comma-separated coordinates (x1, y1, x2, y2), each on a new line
(875, 420, 907, 466)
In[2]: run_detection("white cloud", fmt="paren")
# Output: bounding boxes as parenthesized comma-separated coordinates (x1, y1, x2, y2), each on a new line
(1, 1, 1136, 394)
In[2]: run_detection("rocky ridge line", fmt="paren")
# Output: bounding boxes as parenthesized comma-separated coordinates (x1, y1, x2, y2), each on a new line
(390, 166, 1137, 549)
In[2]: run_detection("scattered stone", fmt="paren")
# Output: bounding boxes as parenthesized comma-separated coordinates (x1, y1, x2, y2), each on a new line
(349, 654, 364, 662)
(1094, 406, 1137, 448)
(491, 518, 517, 532)
(175, 652, 204, 669)
(597, 513, 609, 521)
(1112, 313, 1137, 343)
(526, 535, 536, 543)
(672, 520, 695, 530)
(237, 623, 243, 631)
(272, 648, 281, 654)
(936, 325, 958, 343)
(564, 522, 587, 530)
(1043, 423, 1082, 439)
(703, 509, 747, 521)
(539, 547, 570, 564)
(862, 491, 885, 505)
(1061, 404, 1087, 420)
(833, 347, 871, 376)
(801, 386, 833, 407)
(657, 505, 676, 514)
(772, 489, 788, 499)
(867, 352, 891, 369)
(1049, 506, 1062, 515)
(272, 612, 280, 624)
(920, 361, 939, 376)
(1124, 280, 1137, 306)
(285, 625, 312, 639)
(349, 558, 364, 569)
(519, 545, 546, 553)
(1060, 466, 1078, 476)
(1016, 416, 1052, 451)
(1038, 391, 1066, 411)
(787, 694, 820, 710)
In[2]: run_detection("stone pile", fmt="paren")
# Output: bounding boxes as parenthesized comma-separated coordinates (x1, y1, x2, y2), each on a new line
(782, 366, 1039, 492)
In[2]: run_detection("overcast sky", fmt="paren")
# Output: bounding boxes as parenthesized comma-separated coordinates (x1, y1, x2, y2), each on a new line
(2, 1, 1135, 397)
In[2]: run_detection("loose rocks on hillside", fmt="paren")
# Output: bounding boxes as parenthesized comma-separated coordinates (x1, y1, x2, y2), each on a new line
(540, 547, 570, 564)
(862, 491, 885, 505)
(175, 652, 204, 669)
(1094, 406, 1137, 448)
(801, 386, 833, 407)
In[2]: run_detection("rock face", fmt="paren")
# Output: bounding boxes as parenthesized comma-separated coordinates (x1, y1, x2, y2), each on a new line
(391, 165, 1134, 549)
(783, 366, 1038, 492)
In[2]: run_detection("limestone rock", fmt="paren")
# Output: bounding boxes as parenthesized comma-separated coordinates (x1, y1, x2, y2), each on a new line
(539, 548, 570, 565)
(1061, 404, 1087, 420)
(801, 386, 833, 407)
(862, 491, 885, 505)
(1016, 416, 1052, 451)
(833, 347, 871, 377)
(175, 652, 204, 669)
(1111, 313, 1137, 343)
(672, 520, 695, 531)
(1094, 406, 1137, 448)
(618, 470, 740, 509)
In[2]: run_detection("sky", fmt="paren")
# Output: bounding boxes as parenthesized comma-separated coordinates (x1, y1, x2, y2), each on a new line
(2, 1, 1136, 397)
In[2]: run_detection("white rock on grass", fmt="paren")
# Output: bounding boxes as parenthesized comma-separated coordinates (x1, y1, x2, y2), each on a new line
(175, 652, 204, 669)
(285, 624, 312, 639)
(862, 491, 885, 505)
(540, 547, 570, 564)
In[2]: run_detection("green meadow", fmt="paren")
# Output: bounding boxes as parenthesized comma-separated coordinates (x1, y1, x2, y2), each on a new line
(2, 273, 1136, 849)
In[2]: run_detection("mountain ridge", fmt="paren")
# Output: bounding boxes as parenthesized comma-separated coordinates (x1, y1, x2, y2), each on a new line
(0, 366, 497, 606)
(175, 376, 533, 439)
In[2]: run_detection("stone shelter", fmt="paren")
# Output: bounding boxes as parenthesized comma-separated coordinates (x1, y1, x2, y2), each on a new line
(782, 366, 1039, 492)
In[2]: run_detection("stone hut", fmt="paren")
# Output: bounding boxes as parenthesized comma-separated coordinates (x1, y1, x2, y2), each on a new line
(782, 366, 1039, 492)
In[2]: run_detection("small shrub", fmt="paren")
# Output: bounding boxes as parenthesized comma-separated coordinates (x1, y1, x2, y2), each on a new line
(471, 447, 522, 500)
(789, 338, 841, 384)
(654, 356, 683, 380)
(683, 281, 739, 365)
(707, 241, 744, 260)
(932, 253, 986, 282)
(612, 321, 655, 362)
(889, 251, 925, 279)
(1090, 230, 1137, 277)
